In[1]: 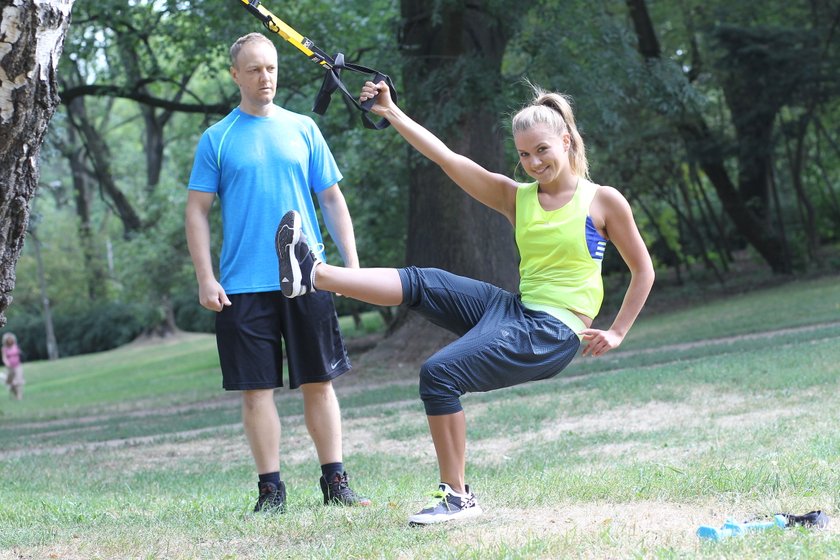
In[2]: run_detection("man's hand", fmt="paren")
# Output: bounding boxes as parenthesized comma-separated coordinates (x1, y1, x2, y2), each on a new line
(199, 279, 232, 312)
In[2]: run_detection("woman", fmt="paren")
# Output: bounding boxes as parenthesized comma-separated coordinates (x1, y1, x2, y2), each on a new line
(276, 81, 655, 525)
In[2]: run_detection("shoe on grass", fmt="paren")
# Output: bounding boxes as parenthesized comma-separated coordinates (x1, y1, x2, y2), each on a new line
(320, 471, 371, 506)
(275, 210, 321, 298)
(254, 480, 286, 513)
(407, 483, 482, 526)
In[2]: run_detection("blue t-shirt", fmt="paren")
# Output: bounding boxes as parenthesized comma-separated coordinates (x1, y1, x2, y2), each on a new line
(188, 105, 342, 294)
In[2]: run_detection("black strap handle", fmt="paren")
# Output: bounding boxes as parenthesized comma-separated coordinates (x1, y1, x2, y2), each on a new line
(360, 71, 392, 111)
(312, 53, 396, 130)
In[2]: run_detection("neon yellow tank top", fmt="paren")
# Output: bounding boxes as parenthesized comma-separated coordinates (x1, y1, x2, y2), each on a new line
(515, 179, 607, 320)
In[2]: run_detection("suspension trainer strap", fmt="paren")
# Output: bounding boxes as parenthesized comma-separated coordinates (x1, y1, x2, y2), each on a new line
(312, 53, 397, 130)
(237, 0, 396, 130)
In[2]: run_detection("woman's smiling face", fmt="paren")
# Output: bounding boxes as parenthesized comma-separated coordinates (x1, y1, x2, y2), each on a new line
(514, 123, 570, 184)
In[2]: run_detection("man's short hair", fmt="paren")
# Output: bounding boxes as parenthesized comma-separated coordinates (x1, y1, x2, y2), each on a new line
(230, 33, 276, 67)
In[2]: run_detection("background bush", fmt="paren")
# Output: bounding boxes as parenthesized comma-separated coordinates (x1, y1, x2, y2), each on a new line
(1, 302, 159, 361)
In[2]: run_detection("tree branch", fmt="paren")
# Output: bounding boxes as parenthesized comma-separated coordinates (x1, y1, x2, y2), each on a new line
(60, 84, 233, 115)
(625, 0, 661, 58)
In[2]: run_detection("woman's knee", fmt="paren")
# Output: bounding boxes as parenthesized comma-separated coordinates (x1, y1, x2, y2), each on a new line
(418, 358, 463, 415)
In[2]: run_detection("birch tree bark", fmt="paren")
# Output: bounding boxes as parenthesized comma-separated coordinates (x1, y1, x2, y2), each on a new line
(0, 0, 74, 326)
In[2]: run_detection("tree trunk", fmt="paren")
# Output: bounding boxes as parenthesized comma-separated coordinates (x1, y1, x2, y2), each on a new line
(159, 294, 177, 336)
(143, 107, 165, 190)
(139, 73, 193, 196)
(813, 128, 840, 222)
(675, 172, 724, 281)
(782, 112, 819, 259)
(689, 163, 732, 269)
(64, 98, 108, 300)
(400, 1, 519, 289)
(66, 96, 143, 236)
(374, 0, 522, 360)
(30, 231, 59, 359)
(624, 0, 791, 273)
(0, 0, 74, 327)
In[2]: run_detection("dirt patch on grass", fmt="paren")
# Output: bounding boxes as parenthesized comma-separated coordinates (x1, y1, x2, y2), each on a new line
(481, 502, 706, 551)
(67, 395, 432, 474)
(473, 501, 834, 557)
(96, 430, 250, 473)
(465, 386, 821, 466)
(342, 411, 436, 461)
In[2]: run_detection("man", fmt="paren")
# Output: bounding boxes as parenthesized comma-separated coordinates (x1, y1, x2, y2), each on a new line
(185, 32, 369, 513)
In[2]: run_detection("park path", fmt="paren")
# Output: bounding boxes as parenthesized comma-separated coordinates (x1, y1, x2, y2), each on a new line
(2, 319, 838, 461)
(612, 319, 840, 356)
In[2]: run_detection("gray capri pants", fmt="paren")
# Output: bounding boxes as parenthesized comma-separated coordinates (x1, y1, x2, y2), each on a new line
(398, 266, 581, 416)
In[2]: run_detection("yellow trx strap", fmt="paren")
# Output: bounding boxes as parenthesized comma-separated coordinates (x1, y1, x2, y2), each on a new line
(237, 0, 332, 67)
(237, 0, 396, 129)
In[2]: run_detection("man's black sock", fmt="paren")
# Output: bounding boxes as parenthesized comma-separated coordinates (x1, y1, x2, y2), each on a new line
(321, 462, 344, 481)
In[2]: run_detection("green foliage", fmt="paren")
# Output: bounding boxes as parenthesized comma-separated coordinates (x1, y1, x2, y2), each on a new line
(325, 126, 408, 269)
(9, 0, 840, 360)
(110, 182, 199, 326)
(299, 0, 408, 270)
(172, 294, 216, 334)
(7, 195, 90, 320)
(56, 301, 154, 356)
(506, 0, 840, 277)
(3, 302, 157, 361)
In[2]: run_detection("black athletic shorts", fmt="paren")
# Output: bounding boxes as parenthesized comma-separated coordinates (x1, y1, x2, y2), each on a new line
(215, 291, 350, 390)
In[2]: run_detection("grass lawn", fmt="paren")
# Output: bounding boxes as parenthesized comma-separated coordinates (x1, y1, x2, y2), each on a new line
(0, 275, 839, 559)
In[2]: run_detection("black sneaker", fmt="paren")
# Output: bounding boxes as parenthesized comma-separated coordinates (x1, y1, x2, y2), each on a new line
(407, 483, 482, 526)
(777, 510, 830, 529)
(275, 210, 321, 298)
(254, 481, 286, 513)
(320, 471, 372, 506)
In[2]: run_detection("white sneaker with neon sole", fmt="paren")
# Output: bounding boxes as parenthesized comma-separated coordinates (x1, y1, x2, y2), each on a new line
(408, 483, 483, 526)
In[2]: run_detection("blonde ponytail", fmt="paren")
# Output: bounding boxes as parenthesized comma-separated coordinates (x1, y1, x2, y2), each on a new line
(511, 85, 590, 179)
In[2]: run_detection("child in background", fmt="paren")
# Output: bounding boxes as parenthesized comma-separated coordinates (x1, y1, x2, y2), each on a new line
(2, 332, 25, 400)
